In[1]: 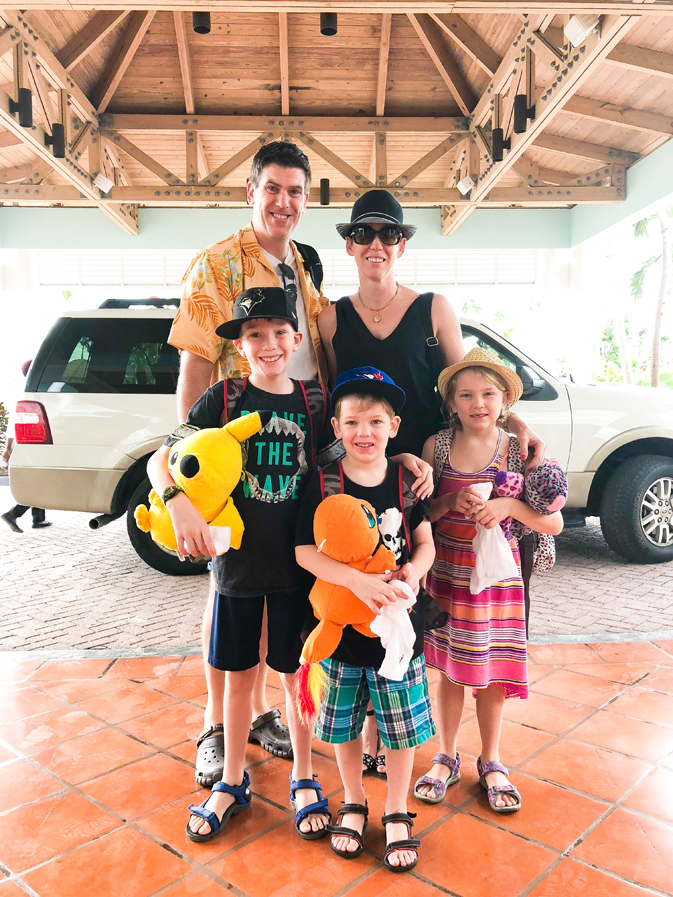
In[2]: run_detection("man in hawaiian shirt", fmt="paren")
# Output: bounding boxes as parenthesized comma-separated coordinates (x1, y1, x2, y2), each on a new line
(169, 141, 329, 783)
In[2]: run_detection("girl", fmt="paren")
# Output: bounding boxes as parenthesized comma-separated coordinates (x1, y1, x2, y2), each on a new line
(414, 348, 563, 813)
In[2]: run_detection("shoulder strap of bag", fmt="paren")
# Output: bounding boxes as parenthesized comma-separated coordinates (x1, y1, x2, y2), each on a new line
(398, 465, 419, 549)
(220, 377, 247, 426)
(433, 428, 453, 488)
(294, 240, 324, 291)
(297, 380, 328, 470)
(319, 459, 344, 499)
(417, 292, 443, 402)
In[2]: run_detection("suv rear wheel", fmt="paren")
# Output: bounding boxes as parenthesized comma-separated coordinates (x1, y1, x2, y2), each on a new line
(126, 477, 208, 576)
(599, 455, 673, 564)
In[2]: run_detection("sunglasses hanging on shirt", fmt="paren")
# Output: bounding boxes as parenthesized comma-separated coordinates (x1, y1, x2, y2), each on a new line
(349, 225, 404, 246)
(278, 262, 298, 305)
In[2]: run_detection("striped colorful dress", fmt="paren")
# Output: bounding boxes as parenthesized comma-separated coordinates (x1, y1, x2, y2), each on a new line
(424, 429, 528, 699)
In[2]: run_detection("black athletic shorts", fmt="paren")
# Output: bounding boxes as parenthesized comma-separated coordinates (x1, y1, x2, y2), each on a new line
(208, 589, 311, 674)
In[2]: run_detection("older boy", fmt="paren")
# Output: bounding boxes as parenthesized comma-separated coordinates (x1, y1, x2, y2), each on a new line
(148, 286, 336, 842)
(295, 367, 435, 872)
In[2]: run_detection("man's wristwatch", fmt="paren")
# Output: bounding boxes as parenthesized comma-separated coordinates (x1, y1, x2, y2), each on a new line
(161, 485, 184, 505)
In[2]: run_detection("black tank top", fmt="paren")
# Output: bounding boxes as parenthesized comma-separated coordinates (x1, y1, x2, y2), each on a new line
(332, 292, 443, 456)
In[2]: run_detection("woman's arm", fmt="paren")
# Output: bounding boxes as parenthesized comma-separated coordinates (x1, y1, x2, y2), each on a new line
(317, 304, 338, 388)
(295, 544, 403, 614)
(389, 452, 433, 500)
(506, 414, 547, 468)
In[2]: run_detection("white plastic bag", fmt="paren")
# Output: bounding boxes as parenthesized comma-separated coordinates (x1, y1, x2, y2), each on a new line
(370, 581, 417, 680)
(468, 482, 519, 594)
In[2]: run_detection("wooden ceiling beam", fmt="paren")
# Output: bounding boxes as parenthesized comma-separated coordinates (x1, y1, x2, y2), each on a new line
(563, 96, 673, 135)
(0, 12, 97, 122)
(26, 57, 54, 131)
(429, 13, 501, 75)
(93, 11, 155, 113)
(407, 13, 475, 115)
(375, 130, 387, 187)
(376, 13, 391, 116)
(56, 11, 128, 71)
(389, 136, 458, 187)
(0, 82, 137, 233)
(21, 158, 52, 184)
(173, 12, 194, 115)
(279, 12, 290, 116)
(444, 136, 467, 187)
(107, 130, 184, 185)
(3, 4, 672, 14)
(103, 136, 132, 185)
(533, 132, 640, 164)
(201, 133, 274, 186)
(443, 13, 636, 234)
(294, 130, 373, 188)
(99, 114, 469, 133)
(607, 43, 673, 78)
(0, 161, 35, 182)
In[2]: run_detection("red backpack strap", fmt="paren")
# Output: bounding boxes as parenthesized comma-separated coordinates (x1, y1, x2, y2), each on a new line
(220, 377, 247, 427)
(319, 381, 327, 429)
(397, 464, 412, 550)
(319, 467, 325, 499)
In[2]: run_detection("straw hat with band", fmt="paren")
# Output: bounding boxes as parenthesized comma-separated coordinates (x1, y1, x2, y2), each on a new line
(336, 190, 417, 240)
(437, 347, 523, 408)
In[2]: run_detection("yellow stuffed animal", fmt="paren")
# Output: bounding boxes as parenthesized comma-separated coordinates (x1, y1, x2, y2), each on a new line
(134, 412, 266, 556)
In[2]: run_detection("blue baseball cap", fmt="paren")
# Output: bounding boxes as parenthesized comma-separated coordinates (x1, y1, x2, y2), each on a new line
(331, 366, 406, 414)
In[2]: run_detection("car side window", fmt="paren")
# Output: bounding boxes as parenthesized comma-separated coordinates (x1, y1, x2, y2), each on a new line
(461, 328, 516, 370)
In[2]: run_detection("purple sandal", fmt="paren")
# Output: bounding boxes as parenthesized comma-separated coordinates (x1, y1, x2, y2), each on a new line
(413, 752, 461, 804)
(477, 757, 521, 814)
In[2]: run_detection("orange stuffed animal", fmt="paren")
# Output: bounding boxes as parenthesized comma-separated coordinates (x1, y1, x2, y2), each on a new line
(294, 493, 396, 724)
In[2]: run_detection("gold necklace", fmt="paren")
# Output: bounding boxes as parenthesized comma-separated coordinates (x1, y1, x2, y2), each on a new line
(357, 282, 400, 323)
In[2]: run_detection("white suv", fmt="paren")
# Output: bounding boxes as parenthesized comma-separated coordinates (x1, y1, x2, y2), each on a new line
(9, 301, 673, 572)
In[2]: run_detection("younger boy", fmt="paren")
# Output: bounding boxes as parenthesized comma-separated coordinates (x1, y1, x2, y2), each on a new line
(295, 367, 435, 872)
(148, 286, 336, 842)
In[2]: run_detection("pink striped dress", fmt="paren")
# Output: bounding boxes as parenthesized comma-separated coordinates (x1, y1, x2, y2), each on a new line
(424, 429, 528, 699)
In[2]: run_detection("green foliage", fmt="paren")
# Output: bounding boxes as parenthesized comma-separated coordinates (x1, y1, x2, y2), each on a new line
(630, 254, 661, 302)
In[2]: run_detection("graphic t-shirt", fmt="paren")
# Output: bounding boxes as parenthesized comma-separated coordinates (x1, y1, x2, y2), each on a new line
(170, 379, 333, 597)
(295, 461, 429, 667)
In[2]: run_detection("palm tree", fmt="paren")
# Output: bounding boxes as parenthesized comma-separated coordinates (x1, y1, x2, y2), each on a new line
(630, 208, 673, 387)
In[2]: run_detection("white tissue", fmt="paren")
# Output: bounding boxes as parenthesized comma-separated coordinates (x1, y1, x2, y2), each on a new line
(468, 482, 519, 594)
(209, 525, 231, 556)
(370, 581, 417, 680)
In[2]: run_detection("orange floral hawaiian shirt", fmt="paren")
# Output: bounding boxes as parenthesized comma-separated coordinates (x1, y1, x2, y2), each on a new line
(168, 224, 329, 383)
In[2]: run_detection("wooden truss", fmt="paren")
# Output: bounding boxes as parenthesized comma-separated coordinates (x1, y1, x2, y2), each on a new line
(0, 5, 672, 234)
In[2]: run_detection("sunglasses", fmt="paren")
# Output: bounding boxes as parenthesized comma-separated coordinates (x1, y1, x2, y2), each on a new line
(349, 225, 403, 246)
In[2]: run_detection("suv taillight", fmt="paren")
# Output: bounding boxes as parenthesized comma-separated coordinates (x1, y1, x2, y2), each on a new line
(15, 401, 53, 444)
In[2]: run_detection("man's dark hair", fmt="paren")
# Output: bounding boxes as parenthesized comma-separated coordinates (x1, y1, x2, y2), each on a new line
(249, 141, 311, 191)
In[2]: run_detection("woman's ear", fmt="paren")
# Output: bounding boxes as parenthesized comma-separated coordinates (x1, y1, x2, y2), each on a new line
(345, 237, 355, 258)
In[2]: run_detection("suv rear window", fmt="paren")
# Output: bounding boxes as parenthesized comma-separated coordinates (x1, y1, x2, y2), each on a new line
(30, 318, 179, 394)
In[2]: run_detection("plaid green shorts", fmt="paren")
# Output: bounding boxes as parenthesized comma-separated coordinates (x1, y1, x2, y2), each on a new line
(315, 655, 435, 750)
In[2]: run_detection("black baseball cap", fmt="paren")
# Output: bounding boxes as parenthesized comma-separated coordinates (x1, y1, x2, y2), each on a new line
(215, 287, 299, 340)
(336, 190, 417, 240)
(331, 366, 406, 414)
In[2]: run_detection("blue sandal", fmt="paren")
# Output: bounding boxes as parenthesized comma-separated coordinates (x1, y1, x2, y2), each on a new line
(186, 771, 252, 842)
(289, 774, 331, 840)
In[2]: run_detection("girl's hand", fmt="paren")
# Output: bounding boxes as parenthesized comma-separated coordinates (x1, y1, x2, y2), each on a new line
(392, 453, 433, 500)
(348, 570, 403, 615)
(168, 493, 217, 559)
(468, 497, 513, 529)
(389, 562, 420, 595)
(452, 486, 487, 516)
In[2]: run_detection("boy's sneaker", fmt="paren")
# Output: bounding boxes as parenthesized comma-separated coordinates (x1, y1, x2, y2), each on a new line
(248, 709, 293, 760)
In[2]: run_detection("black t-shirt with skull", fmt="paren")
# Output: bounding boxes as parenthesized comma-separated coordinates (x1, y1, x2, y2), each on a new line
(295, 461, 429, 667)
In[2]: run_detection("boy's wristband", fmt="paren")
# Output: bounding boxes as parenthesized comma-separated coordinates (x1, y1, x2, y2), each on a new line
(161, 485, 184, 505)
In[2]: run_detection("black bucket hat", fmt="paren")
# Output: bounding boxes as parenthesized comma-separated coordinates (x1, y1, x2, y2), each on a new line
(215, 287, 298, 340)
(336, 190, 417, 240)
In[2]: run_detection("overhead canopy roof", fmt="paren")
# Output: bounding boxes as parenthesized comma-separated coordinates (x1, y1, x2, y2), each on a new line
(0, 1, 672, 235)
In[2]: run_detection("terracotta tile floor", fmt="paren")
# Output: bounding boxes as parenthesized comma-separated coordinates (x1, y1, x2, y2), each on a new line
(1, 642, 673, 897)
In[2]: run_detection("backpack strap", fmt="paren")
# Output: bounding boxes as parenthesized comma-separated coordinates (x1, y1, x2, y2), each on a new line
(294, 240, 324, 291)
(397, 465, 418, 550)
(220, 377, 247, 426)
(298, 379, 328, 470)
(433, 428, 453, 490)
(319, 459, 344, 498)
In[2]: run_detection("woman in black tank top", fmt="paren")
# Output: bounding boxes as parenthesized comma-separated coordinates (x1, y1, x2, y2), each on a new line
(319, 191, 466, 459)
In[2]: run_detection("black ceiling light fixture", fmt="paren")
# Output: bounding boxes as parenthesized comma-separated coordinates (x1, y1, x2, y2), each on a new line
(320, 13, 337, 36)
(9, 87, 32, 128)
(320, 178, 330, 205)
(192, 12, 211, 34)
